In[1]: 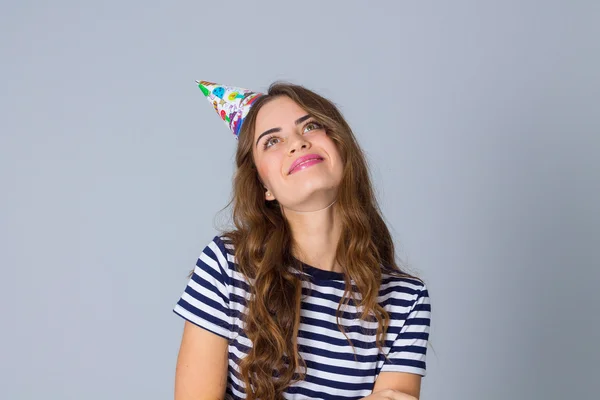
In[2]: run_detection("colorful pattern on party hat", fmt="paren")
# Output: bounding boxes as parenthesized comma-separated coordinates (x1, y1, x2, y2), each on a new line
(196, 80, 264, 139)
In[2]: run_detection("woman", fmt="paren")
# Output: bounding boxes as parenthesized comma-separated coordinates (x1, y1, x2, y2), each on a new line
(173, 81, 431, 400)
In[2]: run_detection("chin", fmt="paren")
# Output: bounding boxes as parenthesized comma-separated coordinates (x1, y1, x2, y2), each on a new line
(299, 178, 334, 192)
(292, 182, 338, 201)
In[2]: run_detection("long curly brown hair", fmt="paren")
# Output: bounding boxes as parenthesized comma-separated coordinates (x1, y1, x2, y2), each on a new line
(220, 82, 415, 399)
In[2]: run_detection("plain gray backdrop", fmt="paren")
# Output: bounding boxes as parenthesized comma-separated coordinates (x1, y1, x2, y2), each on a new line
(1, 1, 599, 399)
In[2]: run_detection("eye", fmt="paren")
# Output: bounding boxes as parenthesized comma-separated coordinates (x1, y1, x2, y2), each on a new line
(303, 121, 323, 133)
(263, 135, 280, 150)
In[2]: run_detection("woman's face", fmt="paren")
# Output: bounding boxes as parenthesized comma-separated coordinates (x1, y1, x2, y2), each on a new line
(252, 96, 344, 212)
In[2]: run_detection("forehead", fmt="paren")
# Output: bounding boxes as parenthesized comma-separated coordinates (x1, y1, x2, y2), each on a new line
(253, 96, 307, 137)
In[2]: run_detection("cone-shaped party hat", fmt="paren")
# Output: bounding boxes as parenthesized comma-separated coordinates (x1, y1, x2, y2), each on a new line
(196, 80, 264, 139)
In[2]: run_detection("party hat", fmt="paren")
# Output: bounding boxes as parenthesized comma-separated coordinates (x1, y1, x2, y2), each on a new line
(196, 80, 264, 139)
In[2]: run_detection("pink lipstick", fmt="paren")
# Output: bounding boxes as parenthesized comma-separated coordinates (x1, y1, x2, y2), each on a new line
(288, 154, 324, 175)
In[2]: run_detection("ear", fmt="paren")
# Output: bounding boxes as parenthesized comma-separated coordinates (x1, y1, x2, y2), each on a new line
(265, 189, 275, 201)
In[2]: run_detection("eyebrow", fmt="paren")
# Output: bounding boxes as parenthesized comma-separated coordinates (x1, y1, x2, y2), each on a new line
(255, 114, 312, 148)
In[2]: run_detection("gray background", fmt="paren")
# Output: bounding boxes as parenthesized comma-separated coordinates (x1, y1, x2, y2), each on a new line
(1, 1, 599, 399)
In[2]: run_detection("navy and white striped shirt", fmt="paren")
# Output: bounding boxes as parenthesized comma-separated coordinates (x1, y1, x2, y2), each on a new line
(173, 235, 431, 399)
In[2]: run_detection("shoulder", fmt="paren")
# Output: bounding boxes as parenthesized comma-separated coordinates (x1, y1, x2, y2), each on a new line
(213, 234, 236, 258)
(382, 272, 428, 295)
(380, 271, 431, 311)
(193, 235, 237, 282)
(198, 233, 234, 255)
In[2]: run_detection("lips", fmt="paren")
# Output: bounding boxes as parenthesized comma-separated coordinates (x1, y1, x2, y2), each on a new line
(288, 154, 324, 175)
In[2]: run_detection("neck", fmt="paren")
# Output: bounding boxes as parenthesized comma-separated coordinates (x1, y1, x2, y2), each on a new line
(282, 200, 343, 273)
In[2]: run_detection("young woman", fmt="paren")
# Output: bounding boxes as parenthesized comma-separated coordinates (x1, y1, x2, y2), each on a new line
(173, 81, 431, 400)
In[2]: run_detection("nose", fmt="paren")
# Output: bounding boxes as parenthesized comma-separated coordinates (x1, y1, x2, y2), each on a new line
(287, 132, 311, 155)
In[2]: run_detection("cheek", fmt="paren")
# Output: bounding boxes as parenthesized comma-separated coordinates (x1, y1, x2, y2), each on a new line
(256, 159, 275, 187)
(255, 150, 285, 188)
(320, 136, 341, 161)
(325, 142, 344, 176)
(257, 164, 268, 180)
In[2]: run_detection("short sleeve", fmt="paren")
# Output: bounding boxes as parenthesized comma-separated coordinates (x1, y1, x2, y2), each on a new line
(380, 282, 431, 376)
(172, 236, 233, 340)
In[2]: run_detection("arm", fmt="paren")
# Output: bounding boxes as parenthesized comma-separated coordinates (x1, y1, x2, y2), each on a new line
(173, 236, 234, 399)
(371, 372, 421, 398)
(367, 280, 431, 399)
(175, 321, 229, 400)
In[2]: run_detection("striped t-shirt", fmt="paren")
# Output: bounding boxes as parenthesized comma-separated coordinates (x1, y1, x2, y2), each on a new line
(173, 235, 431, 399)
